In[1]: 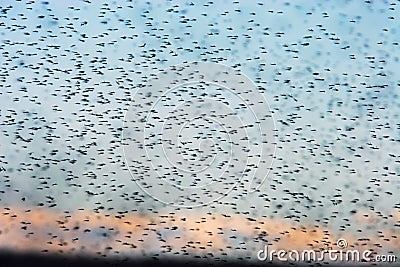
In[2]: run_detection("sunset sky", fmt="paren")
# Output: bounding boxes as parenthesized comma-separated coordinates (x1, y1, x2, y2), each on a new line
(0, 0, 399, 265)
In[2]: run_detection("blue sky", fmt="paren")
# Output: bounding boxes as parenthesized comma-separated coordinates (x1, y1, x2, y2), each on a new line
(0, 0, 399, 251)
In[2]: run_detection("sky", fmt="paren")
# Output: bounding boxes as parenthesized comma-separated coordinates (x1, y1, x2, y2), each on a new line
(0, 0, 399, 264)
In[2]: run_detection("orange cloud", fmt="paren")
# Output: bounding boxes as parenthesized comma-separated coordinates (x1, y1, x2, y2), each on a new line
(0, 206, 398, 264)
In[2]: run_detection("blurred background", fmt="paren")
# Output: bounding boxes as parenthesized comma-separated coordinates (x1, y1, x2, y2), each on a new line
(0, 0, 399, 265)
